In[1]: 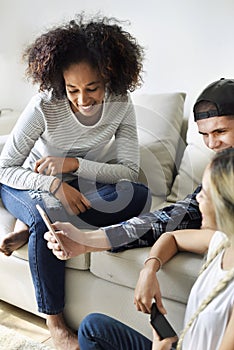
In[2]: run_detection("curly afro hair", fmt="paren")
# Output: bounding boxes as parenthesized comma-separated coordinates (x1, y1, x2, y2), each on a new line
(23, 14, 145, 99)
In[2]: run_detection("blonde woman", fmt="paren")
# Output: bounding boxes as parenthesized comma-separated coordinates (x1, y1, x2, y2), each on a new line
(138, 147, 234, 350)
(57, 147, 233, 349)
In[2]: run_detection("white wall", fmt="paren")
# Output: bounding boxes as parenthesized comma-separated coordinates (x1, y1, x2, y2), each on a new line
(1, 0, 234, 116)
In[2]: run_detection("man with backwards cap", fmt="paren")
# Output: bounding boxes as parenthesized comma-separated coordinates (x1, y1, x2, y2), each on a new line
(45, 78, 234, 256)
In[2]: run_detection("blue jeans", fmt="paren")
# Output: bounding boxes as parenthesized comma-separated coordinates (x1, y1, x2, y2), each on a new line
(78, 313, 152, 350)
(0, 180, 151, 314)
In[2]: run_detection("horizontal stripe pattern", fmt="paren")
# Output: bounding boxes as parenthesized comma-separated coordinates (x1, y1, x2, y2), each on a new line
(0, 91, 139, 191)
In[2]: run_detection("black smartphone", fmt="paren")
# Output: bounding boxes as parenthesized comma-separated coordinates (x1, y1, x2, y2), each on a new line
(150, 302, 178, 348)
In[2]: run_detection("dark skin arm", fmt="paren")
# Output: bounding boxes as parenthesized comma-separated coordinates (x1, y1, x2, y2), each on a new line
(39, 157, 91, 215)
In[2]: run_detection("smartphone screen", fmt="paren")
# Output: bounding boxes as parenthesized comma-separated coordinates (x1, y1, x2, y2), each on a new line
(150, 302, 177, 347)
(36, 204, 68, 257)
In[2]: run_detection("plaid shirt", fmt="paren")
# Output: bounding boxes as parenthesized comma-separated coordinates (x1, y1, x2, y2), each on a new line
(104, 185, 202, 251)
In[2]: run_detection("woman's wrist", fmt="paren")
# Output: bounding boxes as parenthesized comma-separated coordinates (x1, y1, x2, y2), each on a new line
(72, 158, 79, 172)
(84, 229, 111, 252)
(50, 178, 62, 194)
(144, 256, 162, 273)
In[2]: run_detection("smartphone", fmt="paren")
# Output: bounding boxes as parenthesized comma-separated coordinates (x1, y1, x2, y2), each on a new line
(150, 302, 178, 348)
(36, 204, 68, 257)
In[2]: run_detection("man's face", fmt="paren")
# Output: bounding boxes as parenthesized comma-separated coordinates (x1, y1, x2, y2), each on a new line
(197, 116, 234, 152)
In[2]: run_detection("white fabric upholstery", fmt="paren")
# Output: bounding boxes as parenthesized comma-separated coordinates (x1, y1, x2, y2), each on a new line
(90, 249, 203, 304)
(0, 135, 9, 153)
(0, 199, 16, 233)
(133, 92, 186, 196)
(168, 111, 214, 202)
(0, 111, 19, 136)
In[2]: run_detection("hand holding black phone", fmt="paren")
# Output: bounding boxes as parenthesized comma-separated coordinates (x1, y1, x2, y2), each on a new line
(150, 302, 178, 349)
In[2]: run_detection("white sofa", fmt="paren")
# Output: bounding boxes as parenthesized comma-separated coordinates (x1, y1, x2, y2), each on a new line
(0, 93, 214, 340)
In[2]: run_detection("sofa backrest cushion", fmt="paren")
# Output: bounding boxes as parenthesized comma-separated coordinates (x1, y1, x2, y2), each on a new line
(132, 92, 186, 197)
(0, 135, 9, 154)
(168, 111, 215, 202)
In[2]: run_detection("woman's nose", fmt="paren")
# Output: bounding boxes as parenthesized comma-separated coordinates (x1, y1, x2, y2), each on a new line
(196, 191, 201, 203)
(78, 91, 89, 106)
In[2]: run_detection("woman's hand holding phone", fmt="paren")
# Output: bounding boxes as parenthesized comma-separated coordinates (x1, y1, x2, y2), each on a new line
(44, 221, 88, 260)
(36, 204, 69, 258)
(134, 265, 166, 314)
(151, 329, 177, 350)
(150, 303, 178, 350)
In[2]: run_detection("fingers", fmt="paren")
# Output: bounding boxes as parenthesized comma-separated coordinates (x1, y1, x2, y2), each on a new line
(134, 299, 152, 314)
(34, 157, 59, 175)
(34, 160, 40, 173)
(44, 230, 70, 260)
(39, 162, 57, 175)
(44, 230, 57, 242)
(34, 158, 47, 174)
(35, 157, 78, 175)
(76, 195, 91, 213)
(156, 298, 167, 315)
(47, 239, 61, 251)
(134, 301, 151, 314)
(81, 194, 91, 209)
(151, 328, 160, 341)
(52, 248, 70, 260)
(75, 202, 86, 214)
(151, 328, 178, 349)
(171, 335, 178, 344)
(134, 288, 166, 315)
(57, 184, 91, 215)
(74, 193, 91, 213)
(69, 196, 91, 215)
(46, 165, 57, 176)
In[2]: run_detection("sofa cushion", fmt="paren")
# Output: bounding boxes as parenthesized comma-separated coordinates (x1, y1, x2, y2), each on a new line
(132, 92, 186, 197)
(90, 248, 203, 304)
(0, 199, 90, 269)
(168, 111, 214, 202)
(0, 135, 9, 153)
(11, 244, 90, 270)
(0, 111, 20, 137)
(0, 199, 16, 233)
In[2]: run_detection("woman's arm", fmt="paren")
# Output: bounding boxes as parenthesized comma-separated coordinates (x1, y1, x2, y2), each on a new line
(44, 221, 110, 259)
(134, 229, 214, 314)
(219, 305, 234, 349)
(0, 95, 55, 192)
(35, 156, 79, 175)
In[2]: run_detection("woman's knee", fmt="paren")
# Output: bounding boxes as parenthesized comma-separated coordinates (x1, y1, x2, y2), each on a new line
(126, 182, 152, 214)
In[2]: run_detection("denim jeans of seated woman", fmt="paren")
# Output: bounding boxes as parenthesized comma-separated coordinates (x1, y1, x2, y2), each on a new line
(78, 313, 152, 350)
(0, 179, 151, 314)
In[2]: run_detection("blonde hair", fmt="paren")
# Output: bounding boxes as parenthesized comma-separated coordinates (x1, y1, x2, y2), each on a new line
(209, 149, 234, 242)
(176, 149, 234, 350)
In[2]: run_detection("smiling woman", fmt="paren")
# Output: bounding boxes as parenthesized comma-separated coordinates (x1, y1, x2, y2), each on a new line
(63, 62, 105, 121)
(0, 13, 151, 350)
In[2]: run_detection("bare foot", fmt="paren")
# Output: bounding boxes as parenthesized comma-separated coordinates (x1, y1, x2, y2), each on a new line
(47, 313, 80, 350)
(0, 230, 30, 256)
